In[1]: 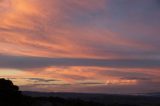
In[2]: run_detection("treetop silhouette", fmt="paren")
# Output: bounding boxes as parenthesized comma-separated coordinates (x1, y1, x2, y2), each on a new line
(0, 78, 21, 98)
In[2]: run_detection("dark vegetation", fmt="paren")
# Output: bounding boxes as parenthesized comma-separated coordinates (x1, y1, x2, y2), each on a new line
(0, 78, 160, 106)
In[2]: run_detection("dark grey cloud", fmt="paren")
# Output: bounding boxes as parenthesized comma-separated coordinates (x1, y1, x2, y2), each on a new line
(100, 70, 156, 81)
(25, 78, 59, 83)
(60, 74, 90, 80)
(120, 76, 151, 81)
(32, 83, 71, 86)
(79, 82, 105, 85)
(0, 55, 160, 69)
(7, 77, 59, 84)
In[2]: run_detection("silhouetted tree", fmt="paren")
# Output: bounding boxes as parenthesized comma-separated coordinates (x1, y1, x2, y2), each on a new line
(0, 78, 21, 98)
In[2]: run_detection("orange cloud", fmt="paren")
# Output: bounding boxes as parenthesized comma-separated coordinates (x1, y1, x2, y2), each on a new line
(0, 0, 160, 93)
(1, 65, 159, 93)
(0, 0, 157, 59)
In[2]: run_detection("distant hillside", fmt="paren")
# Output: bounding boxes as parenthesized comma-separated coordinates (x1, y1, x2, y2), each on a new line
(143, 92, 160, 97)
(23, 91, 160, 106)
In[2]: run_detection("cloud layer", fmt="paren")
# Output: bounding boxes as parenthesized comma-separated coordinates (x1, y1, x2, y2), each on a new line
(0, 0, 160, 94)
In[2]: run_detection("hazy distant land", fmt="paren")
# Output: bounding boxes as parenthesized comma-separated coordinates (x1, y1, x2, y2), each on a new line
(23, 91, 160, 106)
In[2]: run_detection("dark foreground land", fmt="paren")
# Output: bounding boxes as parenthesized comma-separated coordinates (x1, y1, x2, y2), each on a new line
(0, 78, 160, 106)
(1, 92, 160, 106)
(23, 92, 160, 106)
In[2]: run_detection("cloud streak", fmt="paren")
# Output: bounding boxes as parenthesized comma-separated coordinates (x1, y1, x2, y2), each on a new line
(0, 55, 160, 69)
(0, 0, 160, 94)
(0, 0, 159, 59)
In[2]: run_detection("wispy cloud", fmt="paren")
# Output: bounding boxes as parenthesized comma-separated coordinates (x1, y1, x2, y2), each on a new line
(0, 55, 160, 69)
(0, 0, 160, 94)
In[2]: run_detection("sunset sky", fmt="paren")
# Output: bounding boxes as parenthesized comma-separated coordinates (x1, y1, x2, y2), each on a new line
(0, 0, 160, 94)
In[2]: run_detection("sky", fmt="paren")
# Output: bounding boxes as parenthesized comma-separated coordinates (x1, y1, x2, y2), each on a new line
(0, 0, 160, 94)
